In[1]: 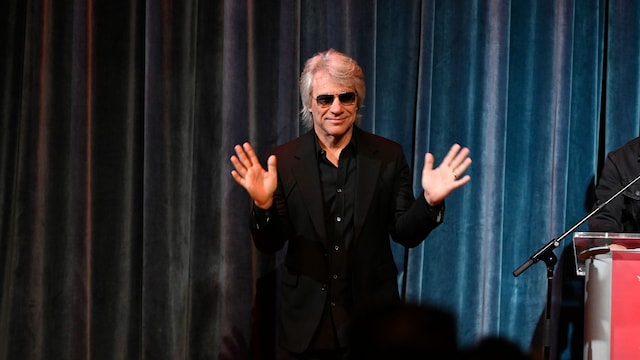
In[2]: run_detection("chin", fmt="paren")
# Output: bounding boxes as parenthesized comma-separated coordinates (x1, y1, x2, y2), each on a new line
(328, 126, 352, 136)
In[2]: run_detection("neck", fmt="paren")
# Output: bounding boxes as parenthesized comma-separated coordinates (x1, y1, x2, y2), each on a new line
(315, 126, 354, 151)
(316, 128, 353, 166)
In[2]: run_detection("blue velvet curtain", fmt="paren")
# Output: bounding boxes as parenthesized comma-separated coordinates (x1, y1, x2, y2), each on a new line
(2, 0, 640, 359)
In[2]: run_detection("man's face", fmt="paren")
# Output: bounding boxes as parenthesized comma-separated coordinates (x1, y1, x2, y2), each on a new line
(310, 71, 358, 140)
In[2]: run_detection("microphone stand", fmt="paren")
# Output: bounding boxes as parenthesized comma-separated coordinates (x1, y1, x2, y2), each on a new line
(512, 172, 640, 360)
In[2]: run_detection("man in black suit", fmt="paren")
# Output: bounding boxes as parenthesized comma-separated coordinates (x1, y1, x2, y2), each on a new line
(589, 136, 640, 232)
(230, 49, 471, 359)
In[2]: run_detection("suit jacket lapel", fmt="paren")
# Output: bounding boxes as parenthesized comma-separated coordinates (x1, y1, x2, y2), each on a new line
(354, 129, 381, 242)
(292, 131, 327, 243)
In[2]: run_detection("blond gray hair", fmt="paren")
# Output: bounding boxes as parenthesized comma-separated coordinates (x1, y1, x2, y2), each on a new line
(299, 49, 365, 129)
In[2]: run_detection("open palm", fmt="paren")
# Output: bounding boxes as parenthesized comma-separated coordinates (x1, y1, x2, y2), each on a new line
(421, 144, 472, 206)
(230, 142, 277, 209)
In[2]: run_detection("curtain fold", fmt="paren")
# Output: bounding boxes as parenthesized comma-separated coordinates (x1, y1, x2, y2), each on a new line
(2, 1, 640, 359)
(604, 1, 640, 150)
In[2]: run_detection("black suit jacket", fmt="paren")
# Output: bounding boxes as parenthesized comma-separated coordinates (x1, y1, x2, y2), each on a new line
(251, 127, 444, 353)
(589, 136, 640, 232)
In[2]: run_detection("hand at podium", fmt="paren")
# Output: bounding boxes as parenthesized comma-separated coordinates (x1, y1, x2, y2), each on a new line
(608, 243, 628, 251)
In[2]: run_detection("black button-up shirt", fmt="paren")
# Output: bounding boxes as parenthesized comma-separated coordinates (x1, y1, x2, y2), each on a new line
(310, 135, 357, 350)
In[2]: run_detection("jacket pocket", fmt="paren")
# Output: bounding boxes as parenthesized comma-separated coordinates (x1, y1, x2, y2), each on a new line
(623, 187, 640, 201)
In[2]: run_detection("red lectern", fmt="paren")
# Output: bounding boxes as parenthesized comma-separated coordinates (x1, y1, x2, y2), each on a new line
(573, 232, 640, 360)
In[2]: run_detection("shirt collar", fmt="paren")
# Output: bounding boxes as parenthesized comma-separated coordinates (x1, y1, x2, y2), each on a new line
(314, 128, 358, 160)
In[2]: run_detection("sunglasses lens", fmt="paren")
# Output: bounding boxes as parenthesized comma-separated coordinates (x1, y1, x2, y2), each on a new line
(315, 92, 356, 107)
(338, 92, 356, 104)
(316, 95, 334, 106)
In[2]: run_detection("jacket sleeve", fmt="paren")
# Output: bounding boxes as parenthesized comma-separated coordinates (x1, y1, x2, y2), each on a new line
(250, 179, 291, 253)
(389, 149, 444, 248)
(589, 153, 624, 232)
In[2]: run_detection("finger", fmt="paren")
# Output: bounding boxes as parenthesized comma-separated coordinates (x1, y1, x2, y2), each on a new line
(451, 158, 472, 179)
(230, 169, 245, 185)
(266, 155, 277, 174)
(454, 174, 471, 186)
(242, 142, 261, 166)
(439, 143, 461, 167)
(233, 144, 252, 167)
(230, 155, 247, 176)
(455, 157, 472, 174)
(450, 147, 471, 169)
(424, 153, 435, 171)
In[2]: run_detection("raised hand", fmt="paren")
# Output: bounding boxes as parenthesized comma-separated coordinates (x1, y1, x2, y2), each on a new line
(230, 142, 277, 209)
(421, 143, 472, 206)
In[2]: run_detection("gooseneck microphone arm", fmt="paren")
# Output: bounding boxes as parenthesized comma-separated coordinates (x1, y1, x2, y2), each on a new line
(513, 172, 640, 277)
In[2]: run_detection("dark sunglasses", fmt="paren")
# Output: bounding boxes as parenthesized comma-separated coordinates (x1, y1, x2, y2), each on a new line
(315, 92, 357, 107)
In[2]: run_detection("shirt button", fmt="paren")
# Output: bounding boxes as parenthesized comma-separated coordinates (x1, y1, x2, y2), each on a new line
(336, 216, 342, 222)
(321, 284, 327, 291)
(332, 274, 338, 280)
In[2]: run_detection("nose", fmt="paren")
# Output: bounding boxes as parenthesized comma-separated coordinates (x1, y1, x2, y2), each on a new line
(329, 97, 344, 112)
